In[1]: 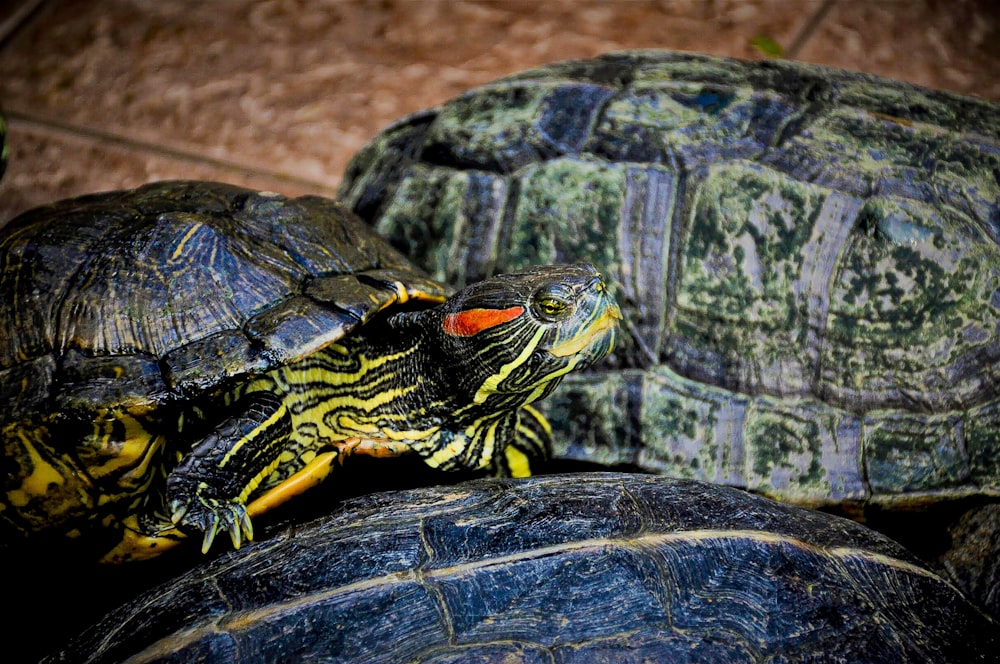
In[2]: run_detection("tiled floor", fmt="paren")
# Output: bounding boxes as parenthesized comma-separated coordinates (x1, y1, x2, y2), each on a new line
(0, 0, 998, 224)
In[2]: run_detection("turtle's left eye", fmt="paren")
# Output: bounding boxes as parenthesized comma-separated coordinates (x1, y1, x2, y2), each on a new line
(531, 285, 574, 321)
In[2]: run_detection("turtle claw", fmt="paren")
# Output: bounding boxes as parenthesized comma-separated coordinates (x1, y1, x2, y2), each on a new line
(169, 502, 188, 525)
(201, 514, 220, 554)
(225, 504, 250, 551)
(227, 520, 241, 551)
(239, 508, 254, 543)
(167, 495, 254, 553)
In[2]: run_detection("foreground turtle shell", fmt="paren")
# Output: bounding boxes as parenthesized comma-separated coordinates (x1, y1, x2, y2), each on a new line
(341, 50, 1000, 510)
(45, 473, 998, 663)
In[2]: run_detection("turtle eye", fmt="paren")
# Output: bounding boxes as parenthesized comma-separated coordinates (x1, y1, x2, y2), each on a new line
(531, 284, 574, 321)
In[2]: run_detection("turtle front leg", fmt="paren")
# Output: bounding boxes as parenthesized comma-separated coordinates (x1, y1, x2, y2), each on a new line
(165, 391, 291, 553)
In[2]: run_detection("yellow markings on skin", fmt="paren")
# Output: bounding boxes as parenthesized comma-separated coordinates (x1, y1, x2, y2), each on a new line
(335, 409, 438, 442)
(427, 433, 476, 470)
(522, 404, 551, 437)
(269, 346, 415, 396)
(521, 357, 584, 404)
(245, 451, 339, 516)
(94, 436, 163, 507)
(336, 415, 380, 434)
(219, 402, 288, 469)
(321, 384, 417, 422)
(5, 429, 64, 507)
(426, 416, 499, 471)
(548, 307, 621, 358)
(237, 454, 284, 506)
(382, 427, 439, 442)
(253, 346, 424, 446)
(473, 327, 546, 404)
(170, 222, 204, 262)
(504, 445, 532, 478)
(84, 411, 163, 482)
(100, 514, 186, 563)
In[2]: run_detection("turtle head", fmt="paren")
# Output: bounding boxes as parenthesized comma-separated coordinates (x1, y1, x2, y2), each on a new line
(432, 263, 621, 405)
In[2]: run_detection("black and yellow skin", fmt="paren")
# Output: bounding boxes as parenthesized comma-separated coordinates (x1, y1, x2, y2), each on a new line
(0, 181, 619, 561)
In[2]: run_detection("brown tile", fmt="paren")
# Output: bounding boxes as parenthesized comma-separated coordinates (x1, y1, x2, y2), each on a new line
(796, 0, 1000, 100)
(0, 0, 45, 42)
(0, 119, 333, 226)
(0, 0, 821, 191)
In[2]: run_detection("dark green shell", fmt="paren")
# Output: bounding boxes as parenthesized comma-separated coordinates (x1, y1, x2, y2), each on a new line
(0, 180, 446, 416)
(341, 51, 1000, 509)
(45, 473, 999, 663)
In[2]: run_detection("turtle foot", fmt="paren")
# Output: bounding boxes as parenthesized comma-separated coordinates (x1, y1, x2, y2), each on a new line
(168, 495, 254, 554)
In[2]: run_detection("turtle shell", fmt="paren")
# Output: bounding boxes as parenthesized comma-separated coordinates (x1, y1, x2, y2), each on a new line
(340, 51, 1000, 510)
(0, 180, 447, 540)
(43, 473, 999, 663)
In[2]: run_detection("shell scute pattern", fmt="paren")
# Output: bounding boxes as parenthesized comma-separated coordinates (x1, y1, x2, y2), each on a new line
(0, 182, 440, 406)
(341, 51, 1000, 507)
(45, 474, 1000, 664)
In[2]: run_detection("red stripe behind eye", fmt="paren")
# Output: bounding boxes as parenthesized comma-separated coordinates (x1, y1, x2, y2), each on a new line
(442, 306, 525, 337)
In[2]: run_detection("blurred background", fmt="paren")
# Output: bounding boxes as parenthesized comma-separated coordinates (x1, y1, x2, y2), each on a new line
(1, 0, 998, 224)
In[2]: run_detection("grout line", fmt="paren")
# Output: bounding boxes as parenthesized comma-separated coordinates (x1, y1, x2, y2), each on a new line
(785, 0, 838, 59)
(4, 110, 341, 196)
(0, 0, 48, 49)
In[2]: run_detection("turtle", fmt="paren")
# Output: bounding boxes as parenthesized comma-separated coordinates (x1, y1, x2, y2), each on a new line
(338, 51, 1000, 612)
(41, 472, 999, 664)
(0, 180, 620, 562)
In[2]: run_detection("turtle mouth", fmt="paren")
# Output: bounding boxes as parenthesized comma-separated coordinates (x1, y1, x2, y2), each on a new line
(547, 298, 622, 360)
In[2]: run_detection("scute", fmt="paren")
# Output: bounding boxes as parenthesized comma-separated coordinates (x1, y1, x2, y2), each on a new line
(0, 180, 448, 407)
(43, 474, 999, 664)
(340, 51, 1000, 508)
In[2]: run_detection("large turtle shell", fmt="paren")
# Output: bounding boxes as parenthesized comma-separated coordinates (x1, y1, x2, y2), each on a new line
(340, 51, 1000, 510)
(44, 473, 999, 663)
(0, 180, 447, 419)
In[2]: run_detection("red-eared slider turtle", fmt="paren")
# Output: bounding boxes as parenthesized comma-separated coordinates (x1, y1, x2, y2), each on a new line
(341, 50, 1000, 510)
(0, 180, 620, 562)
(43, 473, 999, 663)
(340, 51, 1000, 612)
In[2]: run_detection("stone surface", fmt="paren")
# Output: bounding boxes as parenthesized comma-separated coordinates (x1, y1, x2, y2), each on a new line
(797, 0, 1000, 101)
(0, 0, 824, 223)
(0, 121, 330, 223)
(0, 0, 997, 223)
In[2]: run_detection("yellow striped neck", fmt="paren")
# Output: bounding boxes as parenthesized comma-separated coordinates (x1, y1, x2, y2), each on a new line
(249, 334, 441, 445)
(237, 310, 566, 473)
